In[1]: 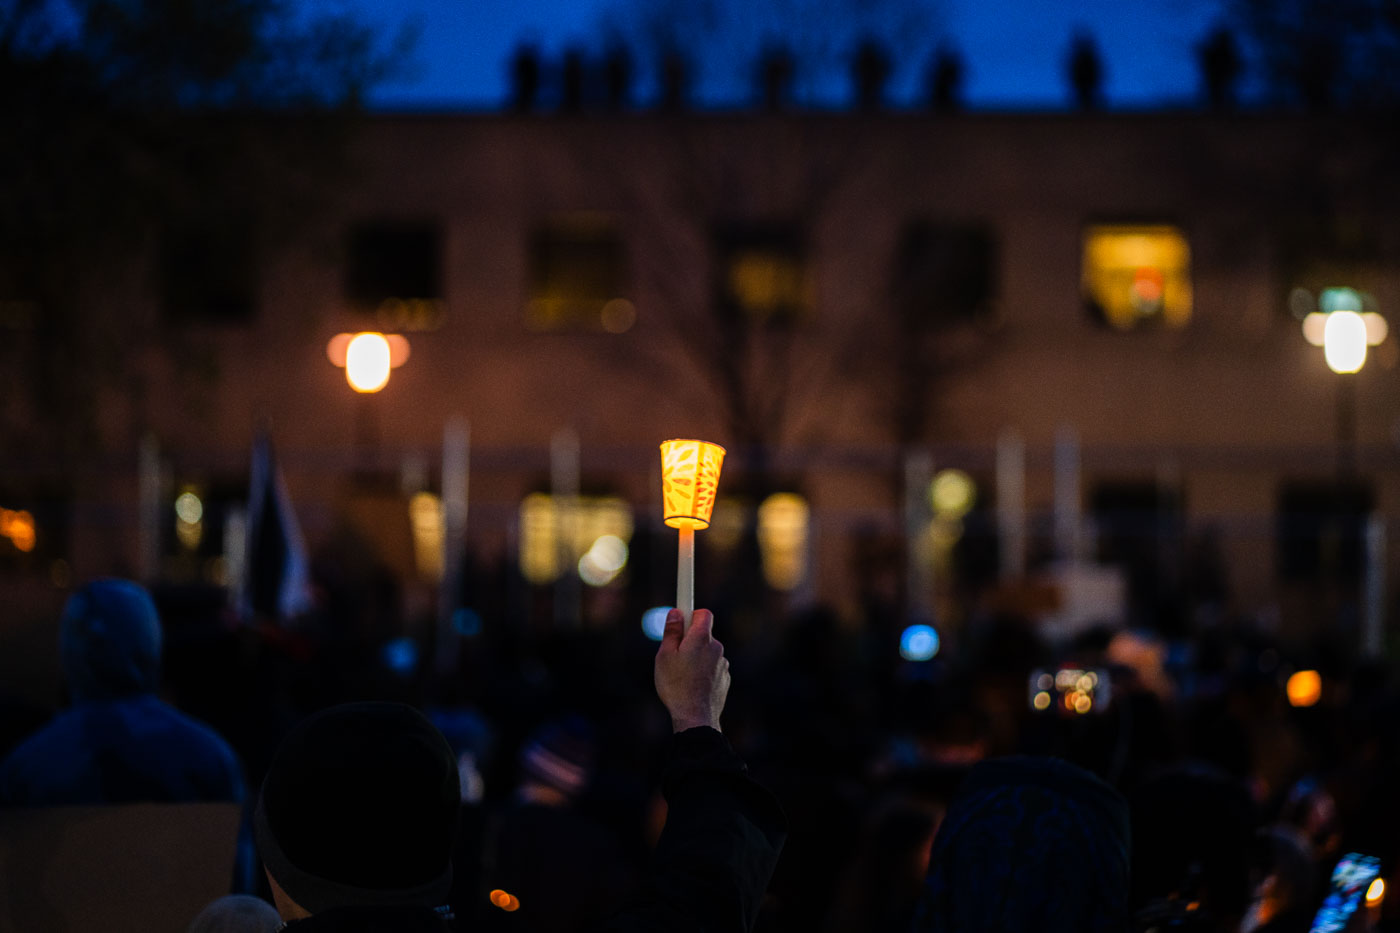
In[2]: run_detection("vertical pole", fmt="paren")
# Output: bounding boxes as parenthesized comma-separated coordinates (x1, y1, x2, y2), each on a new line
(1054, 425, 1082, 563)
(138, 434, 161, 583)
(996, 429, 1026, 582)
(1337, 374, 1358, 477)
(223, 507, 247, 608)
(437, 417, 470, 673)
(677, 525, 695, 629)
(1363, 514, 1386, 659)
(551, 428, 581, 628)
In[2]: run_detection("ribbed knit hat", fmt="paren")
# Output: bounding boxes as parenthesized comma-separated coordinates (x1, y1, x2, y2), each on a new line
(254, 702, 460, 914)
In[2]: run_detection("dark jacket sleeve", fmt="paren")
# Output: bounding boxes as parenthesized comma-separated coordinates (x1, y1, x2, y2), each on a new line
(599, 727, 786, 933)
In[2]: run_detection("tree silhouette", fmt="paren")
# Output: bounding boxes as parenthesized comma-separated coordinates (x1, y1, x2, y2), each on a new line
(0, 0, 410, 454)
(1227, 0, 1400, 109)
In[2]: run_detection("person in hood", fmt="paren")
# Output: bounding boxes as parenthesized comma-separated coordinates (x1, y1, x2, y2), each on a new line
(0, 578, 244, 807)
(913, 755, 1131, 933)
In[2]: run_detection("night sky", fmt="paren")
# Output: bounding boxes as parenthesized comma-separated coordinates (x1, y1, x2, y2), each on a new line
(348, 0, 1230, 111)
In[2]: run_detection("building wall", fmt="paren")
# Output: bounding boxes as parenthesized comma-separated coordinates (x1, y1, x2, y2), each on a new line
(40, 111, 1400, 632)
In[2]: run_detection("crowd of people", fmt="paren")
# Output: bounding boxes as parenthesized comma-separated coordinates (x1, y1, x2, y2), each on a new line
(2, 565, 1398, 933)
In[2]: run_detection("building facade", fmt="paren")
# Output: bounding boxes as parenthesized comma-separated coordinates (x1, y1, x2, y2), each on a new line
(4, 109, 1399, 650)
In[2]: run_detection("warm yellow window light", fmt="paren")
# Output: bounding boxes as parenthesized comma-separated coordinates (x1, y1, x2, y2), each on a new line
(518, 494, 634, 585)
(660, 440, 726, 530)
(1083, 225, 1192, 330)
(757, 492, 809, 591)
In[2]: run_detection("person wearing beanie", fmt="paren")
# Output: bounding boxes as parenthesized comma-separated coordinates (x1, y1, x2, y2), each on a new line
(913, 755, 1131, 933)
(0, 578, 244, 808)
(254, 701, 462, 931)
(256, 607, 786, 932)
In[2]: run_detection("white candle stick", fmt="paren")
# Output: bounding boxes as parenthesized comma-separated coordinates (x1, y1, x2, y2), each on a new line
(677, 525, 695, 629)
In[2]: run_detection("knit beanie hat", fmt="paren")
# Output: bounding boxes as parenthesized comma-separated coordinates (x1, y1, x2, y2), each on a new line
(254, 702, 461, 914)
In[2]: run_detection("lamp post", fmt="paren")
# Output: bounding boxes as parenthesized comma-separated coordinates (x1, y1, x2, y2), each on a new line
(1301, 288, 1386, 475)
(326, 331, 410, 469)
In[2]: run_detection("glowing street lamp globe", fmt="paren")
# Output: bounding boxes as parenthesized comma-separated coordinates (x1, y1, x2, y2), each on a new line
(1324, 310, 1368, 374)
(326, 331, 411, 392)
(345, 332, 392, 392)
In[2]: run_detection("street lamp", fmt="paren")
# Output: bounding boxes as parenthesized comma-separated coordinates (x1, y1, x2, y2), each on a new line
(326, 332, 411, 392)
(1300, 287, 1387, 474)
(326, 332, 411, 467)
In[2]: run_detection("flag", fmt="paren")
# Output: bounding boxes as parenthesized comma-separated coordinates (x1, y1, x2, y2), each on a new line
(240, 433, 312, 622)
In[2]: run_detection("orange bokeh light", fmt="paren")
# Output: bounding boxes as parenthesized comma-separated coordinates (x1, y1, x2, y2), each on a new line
(489, 889, 520, 911)
(1287, 670, 1322, 708)
(0, 509, 35, 552)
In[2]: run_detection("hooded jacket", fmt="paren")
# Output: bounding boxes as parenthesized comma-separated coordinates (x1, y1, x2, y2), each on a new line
(0, 579, 244, 807)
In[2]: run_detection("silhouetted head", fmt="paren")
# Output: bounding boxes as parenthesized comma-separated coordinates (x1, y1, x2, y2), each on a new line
(914, 756, 1130, 933)
(255, 702, 460, 918)
(60, 578, 162, 703)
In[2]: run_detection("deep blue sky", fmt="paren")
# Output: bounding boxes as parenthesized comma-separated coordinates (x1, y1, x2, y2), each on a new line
(349, 0, 1229, 111)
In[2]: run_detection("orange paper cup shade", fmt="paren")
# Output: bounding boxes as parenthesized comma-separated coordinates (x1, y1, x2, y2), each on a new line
(660, 440, 726, 529)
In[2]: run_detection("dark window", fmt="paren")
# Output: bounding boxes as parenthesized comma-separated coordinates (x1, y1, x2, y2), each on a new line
(526, 218, 631, 331)
(1277, 480, 1374, 582)
(714, 224, 809, 325)
(1091, 481, 1183, 622)
(892, 222, 997, 325)
(345, 220, 444, 330)
(161, 219, 256, 323)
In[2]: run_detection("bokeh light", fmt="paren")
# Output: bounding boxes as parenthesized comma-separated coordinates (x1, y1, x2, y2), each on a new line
(1287, 669, 1322, 708)
(757, 492, 809, 590)
(1324, 310, 1368, 373)
(1363, 312, 1389, 346)
(0, 509, 35, 553)
(899, 624, 940, 661)
(579, 534, 629, 586)
(1367, 878, 1386, 907)
(642, 606, 673, 641)
(929, 469, 975, 518)
(174, 491, 203, 525)
(346, 332, 393, 392)
(489, 889, 520, 912)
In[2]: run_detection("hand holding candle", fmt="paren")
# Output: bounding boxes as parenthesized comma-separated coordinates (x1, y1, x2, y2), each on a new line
(660, 439, 725, 627)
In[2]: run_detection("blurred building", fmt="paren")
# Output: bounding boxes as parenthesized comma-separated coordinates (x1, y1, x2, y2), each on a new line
(3, 108, 1399, 649)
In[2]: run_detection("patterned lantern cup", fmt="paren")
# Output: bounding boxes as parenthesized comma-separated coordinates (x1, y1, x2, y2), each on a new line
(660, 440, 726, 626)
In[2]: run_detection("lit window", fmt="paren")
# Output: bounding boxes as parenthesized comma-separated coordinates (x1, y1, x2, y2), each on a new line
(1082, 225, 1191, 330)
(345, 220, 445, 331)
(519, 494, 634, 585)
(757, 493, 809, 591)
(526, 217, 631, 332)
(716, 225, 809, 324)
(409, 492, 444, 581)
